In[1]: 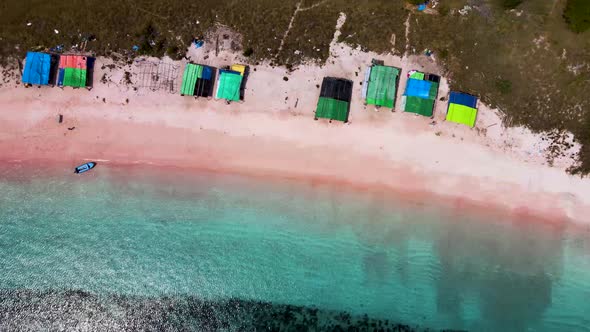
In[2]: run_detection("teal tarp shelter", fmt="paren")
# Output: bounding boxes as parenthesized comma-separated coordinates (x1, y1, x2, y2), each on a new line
(215, 69, 243, 102)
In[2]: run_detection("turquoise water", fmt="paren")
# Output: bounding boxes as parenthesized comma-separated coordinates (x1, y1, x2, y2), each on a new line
(1, 163, 589, 331)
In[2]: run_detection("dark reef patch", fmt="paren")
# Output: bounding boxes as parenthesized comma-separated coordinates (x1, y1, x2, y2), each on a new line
(0, 289, 464, 331)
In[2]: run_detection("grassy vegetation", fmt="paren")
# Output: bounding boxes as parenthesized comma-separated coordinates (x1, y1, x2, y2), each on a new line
(275, 0, 407, 65)
(563, 0, 590, 33)
(0, 0, 299, 64)
(411, 0, 590, 173)
(1, 0, 590, 173)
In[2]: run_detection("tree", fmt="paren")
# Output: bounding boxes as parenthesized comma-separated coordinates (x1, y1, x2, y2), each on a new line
(564, 0, 590, 33)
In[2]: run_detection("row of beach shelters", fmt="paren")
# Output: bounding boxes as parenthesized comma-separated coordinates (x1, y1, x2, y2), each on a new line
(401, 70, 440, 117)
(22, 52, 94, 88)
(180, 63, 249, 102)
(315, 62, 478, 127)
(315, 77, 353, 123)
(362, 59, 401, 110)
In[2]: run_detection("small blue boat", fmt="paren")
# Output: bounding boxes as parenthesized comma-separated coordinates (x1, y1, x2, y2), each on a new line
(74, 162, 96, 174)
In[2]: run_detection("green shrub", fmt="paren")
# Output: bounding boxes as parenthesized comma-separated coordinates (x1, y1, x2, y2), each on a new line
(500, 0, 523, 10)
(243, 47, 254, 57)
(563, 0, 590, 33)
(166, 45, 180, 58)
(495, 79, 512, 94)
(137, 23, 165, 56)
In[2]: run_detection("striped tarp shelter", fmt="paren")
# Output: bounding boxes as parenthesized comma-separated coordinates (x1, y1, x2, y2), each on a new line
(180, 63, 215, 97)
(365, 65, 400, 109)
(57, 55, 93, 88)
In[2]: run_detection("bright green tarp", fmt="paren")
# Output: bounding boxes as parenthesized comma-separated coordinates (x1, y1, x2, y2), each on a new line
(410, 71, 425, 80)
(181, 64, 203, 96)
(446, 103, 478, 127)
(366, 66, 399, 108)
(216, 72, 242, 101)
(63, 68, 87, 87)
(316, 97, 349, 122)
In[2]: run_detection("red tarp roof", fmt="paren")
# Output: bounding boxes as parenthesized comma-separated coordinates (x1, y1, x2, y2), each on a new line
(59, 55, 87, 70)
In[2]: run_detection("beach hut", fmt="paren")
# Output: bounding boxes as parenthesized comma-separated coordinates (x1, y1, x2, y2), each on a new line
(363, 61, 400, 109)
(315, 77, 353, 123)
(401, 70, 440, 117)
(57, 55, 94, 89)
(446, 92, 478, 127)
(215, 64, 249, 102)
(22, 52, 56, 86)
(180, 63, 216, 97)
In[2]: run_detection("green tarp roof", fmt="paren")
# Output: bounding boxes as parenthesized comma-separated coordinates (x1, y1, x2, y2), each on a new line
(181, 63, 203, 96)
(366, 65, 399, 108)
(216, 71, 242, 101)
(446, 103, 478, 127)
(403, 73, 439, 116)
(410, 71, 425, 80)
(63, 68, 87, 88)
(428, 81, 438, 100)
(316, 97, 349, 122)
(404, 96, 435, 117)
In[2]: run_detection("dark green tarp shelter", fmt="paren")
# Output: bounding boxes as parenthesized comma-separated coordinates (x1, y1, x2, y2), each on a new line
(315, 77, 353, 122)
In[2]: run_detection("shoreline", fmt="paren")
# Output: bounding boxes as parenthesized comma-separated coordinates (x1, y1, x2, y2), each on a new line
(2, 42, 590, 226)
(0, 116, 585, 229)
(0, 156, 576, 230)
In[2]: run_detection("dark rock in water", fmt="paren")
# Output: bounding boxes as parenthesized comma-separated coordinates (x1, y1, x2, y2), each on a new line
(0, 288, 448, 332)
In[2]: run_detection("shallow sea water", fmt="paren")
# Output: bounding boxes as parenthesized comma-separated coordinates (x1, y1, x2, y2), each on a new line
(0, 163, 589, 331)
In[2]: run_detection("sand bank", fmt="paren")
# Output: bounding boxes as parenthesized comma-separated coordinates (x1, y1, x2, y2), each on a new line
(1, 35, 590, 225)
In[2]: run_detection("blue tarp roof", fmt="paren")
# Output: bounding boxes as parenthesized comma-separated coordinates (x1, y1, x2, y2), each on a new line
(22, 52, 51, 85)
(404, 78, 432, 99)
(449, 91, 478, 108)
(201, 66, 213, 80)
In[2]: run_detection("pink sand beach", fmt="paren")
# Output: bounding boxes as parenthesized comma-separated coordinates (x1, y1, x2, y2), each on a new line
(2, 39, 590, 226)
